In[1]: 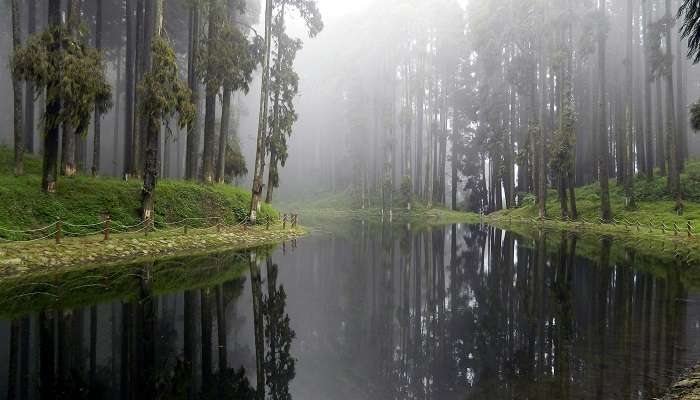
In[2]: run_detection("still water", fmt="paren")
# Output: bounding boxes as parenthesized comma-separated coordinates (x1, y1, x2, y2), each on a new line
(0, 222, 699, 399)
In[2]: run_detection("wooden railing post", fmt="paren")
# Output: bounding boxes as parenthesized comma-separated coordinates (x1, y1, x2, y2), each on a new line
(688, 220, 692, 238)
(217, 218, 222, 233)
(184, 221, 188, 235)
(55, 218, 62, 244)
(103, 215, 111, 241)
(144, 217, 150, 238)
(283, 214, 287, 229)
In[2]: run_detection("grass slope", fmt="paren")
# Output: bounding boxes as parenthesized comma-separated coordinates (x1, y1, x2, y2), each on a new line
(494, 161, 700, 226)
(0, 148, 277, 239)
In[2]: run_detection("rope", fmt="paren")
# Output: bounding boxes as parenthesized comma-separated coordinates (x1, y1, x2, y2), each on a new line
(0, 231, 58, 243)
(62, 221, 105, 228)
(0, 221, 58, 233)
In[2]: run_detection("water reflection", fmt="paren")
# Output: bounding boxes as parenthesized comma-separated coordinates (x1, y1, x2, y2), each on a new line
(0, 223, 699, 399)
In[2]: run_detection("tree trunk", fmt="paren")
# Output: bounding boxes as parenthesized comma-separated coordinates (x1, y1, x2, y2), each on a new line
(624, 0, 635, 208)
(598, 0, 612, 221)
(185, 3, 201, 180)
(23, 0, 36, 155)
(202, 0, 220, 184)
(676, 22, 688, 170)
(42, 0, 62, 192)
(61, 0, 80, 177)
(249, 0, 274, 223)
(92, 0, 103, 176)
(656, 77, 666, 176)
(113, 34, 123, 176)
(643, 0, 654, 180)
(664, 0, 682, 212)
(123, 0, 135, 178)
(216, 88, 231, 184)
(140, 0, 161, 220)
(132, 0, 145, 178)
(11, 0, 23, 176)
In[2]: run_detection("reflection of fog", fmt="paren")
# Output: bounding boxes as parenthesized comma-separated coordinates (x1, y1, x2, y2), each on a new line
(270, 223, 700, 400)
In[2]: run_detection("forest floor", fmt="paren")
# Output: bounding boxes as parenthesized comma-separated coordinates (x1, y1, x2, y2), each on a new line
(0, 223, 305, 278)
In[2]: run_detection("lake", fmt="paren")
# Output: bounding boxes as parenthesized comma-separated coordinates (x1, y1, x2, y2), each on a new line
(0, 221, 699, 399)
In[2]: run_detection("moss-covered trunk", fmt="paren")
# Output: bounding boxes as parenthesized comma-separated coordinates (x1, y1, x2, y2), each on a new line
(216, 88, 232, 184)
(11, 0, 23, 177)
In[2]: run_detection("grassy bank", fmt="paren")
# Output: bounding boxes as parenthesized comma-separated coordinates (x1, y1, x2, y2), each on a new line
(0, 148, 277, 240)
(0, 222, 305, 278)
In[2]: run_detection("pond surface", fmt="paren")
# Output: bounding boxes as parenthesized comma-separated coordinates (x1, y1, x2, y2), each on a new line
(0, 222, 699, 399)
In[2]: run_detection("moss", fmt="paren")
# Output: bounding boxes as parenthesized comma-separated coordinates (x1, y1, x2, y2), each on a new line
(0, 148, 277, 239)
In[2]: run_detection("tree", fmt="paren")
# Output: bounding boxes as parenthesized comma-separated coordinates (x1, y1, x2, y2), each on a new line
(596, 1, 612, 221)
(24, 0, 36, 155)
(11, 0, 23, 176)
(198, 0, 259, 184)
(265, 8, 302, 204)
(249, 0, 322, 222)
(185, 0, 202, 181)
(13, 1, 112, 192)
(92, 0, 104, 176)
(138, 13, 195, 220)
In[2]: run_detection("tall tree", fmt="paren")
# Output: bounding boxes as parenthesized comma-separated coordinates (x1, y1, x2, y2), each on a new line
(124, 0, 136, 178)
(265, 8, 302, 204)
(201, 0, 222, 184)
(185, 1, 201, 180)
(11, 0, 23, 176)
(23, 0, 36, 156)
(138, 1, 194, 219)
(597, 0, 612, 221)
(663, 0, 683, 212)
(92, 0, 104, 176)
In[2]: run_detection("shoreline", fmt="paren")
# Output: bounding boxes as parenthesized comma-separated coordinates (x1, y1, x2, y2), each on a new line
(0, 223, 306, 279)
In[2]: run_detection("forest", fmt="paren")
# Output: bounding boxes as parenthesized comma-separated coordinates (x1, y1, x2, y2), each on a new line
(2, 0, 700, 223)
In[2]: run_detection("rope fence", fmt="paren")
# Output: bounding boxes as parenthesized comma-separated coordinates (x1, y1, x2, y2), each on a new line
(0, 212, 300, 244)
(496, 213, 698, 239)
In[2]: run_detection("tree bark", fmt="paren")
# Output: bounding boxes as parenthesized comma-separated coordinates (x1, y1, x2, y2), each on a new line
(140, 0, 161, 220)
(92, 0, 104, 176)
(123, 0, 135, 178)
(598, 0, 612, 221)
(664, 0, 682, 212)
(43, 0, 62, 192)
(11, 0, 23, 176)
(23, 0, 36, 155)
(185, 3, 201, 180)
(216, 88, 231, 184)
(202, 0, 220, 184)
(643, 0, 654, 180)
(249, 0, 274, 223)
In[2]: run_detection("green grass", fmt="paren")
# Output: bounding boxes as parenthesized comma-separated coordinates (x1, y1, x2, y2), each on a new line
(493, 161, 700, 227)
(0, 148, 277, 239)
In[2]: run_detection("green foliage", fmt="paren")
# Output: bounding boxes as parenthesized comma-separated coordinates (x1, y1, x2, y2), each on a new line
(274, 0, 324, 38)
(138, 36, 195, 129)
(13, 25, 113, 136)
(401, 175, 412, 206)
(679, 0, 700, 63)
(690, 101, 700, 131)
(197, 4, 261, 96)
(225, 142, 248, 183)
(267, 13, 303, 191)
(549, 103, 577, 174)
(0, 149, 277, 237)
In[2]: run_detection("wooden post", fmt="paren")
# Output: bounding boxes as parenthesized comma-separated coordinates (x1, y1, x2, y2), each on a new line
(184, 221, 188, 235)
(688, 221, 692, 238)
(55, 218, 62, 244)
(144, 217, 149, 237)
(283, 214, 287, 229)
(217, 218, 222, 233)
(103, 215, 111, 241)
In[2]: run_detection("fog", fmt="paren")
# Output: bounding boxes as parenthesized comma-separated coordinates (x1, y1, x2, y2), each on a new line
(2, 0, 700, 213)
